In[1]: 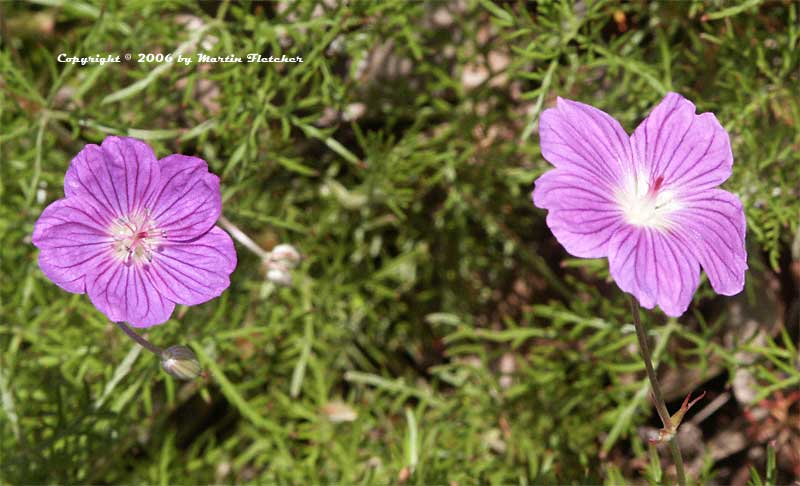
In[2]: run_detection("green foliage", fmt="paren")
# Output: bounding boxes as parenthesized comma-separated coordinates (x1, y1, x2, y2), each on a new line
(1, 0, 798, 484)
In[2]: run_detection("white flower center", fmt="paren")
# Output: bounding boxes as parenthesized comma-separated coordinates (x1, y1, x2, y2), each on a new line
(108, 208, 166, 265)
(616, 172, 681, 230)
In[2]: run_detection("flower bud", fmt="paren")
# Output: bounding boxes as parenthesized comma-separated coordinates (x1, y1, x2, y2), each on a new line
(269, 244, 301, 269)
(266, 266, 293, 286)
(160, 345, 201, 380)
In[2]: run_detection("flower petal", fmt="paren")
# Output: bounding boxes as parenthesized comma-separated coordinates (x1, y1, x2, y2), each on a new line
(149, 155, 221, 241)
(64, 137, 160, 217)
(147, 226, 237, 305)
(539, 97, 633, 187)
(532, 169, 626, 258)
(32, 197, 114, 294)
(631, 92, 733, 193)
(86, 260, 175, 327)
(670, 189, 747, 295)
(608, 225, 701, 317)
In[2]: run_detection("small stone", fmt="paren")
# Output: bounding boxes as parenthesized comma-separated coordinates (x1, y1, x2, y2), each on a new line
(321, 401, 358, 423)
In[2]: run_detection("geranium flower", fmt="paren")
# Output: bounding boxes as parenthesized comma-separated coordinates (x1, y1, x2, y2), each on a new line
(32, 136, 237, 327)
(532, 93, 747, 316)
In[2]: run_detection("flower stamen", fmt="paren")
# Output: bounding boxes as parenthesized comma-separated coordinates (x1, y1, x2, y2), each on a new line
(109, 208, 165, 265)
(616, 172, 681, 230)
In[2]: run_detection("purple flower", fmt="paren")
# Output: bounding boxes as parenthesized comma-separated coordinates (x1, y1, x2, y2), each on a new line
(532, 93, 747, 316)
(32, 136, 237, 327)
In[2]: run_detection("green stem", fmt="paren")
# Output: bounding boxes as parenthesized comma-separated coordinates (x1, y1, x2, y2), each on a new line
(114, 322, 163, 356)
(628, 295, 686, 486)
(669, 439, 686, 486)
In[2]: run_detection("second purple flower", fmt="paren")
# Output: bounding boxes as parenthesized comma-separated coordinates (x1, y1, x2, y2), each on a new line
(532, 93, 747, 316)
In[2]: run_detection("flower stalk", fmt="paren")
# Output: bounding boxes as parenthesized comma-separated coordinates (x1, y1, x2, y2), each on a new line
(114, 322, 201, 380)
(218, 215, 270, 260)
(114, 321, 163, 355)
(628, 295, 686, 486)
